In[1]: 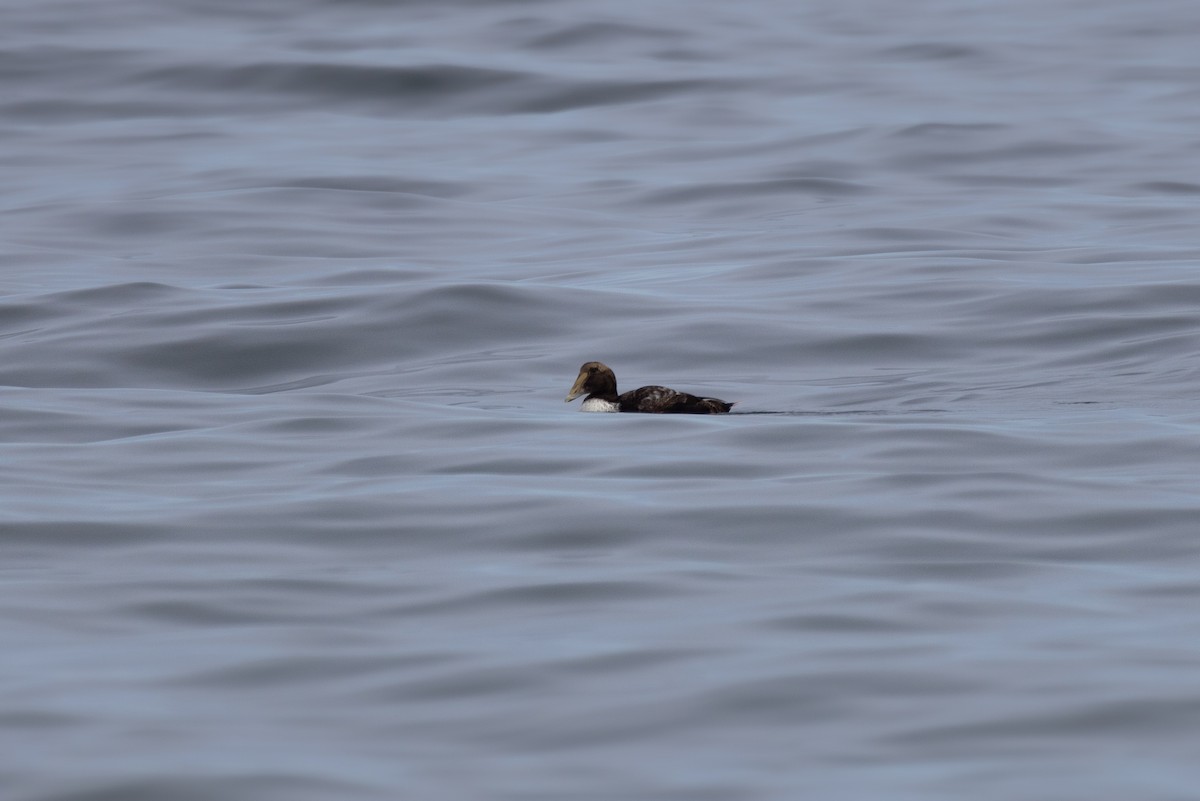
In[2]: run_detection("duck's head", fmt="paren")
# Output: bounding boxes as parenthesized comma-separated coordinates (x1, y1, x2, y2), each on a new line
(565, 361, 617, 402)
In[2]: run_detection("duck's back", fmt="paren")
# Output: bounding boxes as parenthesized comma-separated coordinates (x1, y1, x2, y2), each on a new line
(618, 385, 734, 414)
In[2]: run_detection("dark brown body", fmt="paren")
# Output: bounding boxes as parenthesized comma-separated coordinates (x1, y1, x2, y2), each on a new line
(565, 361, 734, 414)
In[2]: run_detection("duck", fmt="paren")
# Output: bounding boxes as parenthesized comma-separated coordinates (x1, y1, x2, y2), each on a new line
(565, 361, 734, 414)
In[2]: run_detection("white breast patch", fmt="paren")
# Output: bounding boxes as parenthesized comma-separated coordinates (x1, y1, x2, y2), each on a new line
(580, 397, 620, 412)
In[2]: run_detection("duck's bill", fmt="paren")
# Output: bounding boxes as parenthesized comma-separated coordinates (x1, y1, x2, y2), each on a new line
(564, 372, 588, 402)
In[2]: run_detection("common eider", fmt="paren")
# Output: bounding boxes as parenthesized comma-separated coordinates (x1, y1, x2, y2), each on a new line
(565, 361, 734, 414)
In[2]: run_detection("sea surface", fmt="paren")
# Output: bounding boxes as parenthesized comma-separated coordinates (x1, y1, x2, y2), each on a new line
(3, 0, 1200, 799)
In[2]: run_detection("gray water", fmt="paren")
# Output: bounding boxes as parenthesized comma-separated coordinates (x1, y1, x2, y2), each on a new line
(3, 0, 1200, 798)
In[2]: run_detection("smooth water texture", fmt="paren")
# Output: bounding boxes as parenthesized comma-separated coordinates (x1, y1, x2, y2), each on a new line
(3, 1, 1200, 799)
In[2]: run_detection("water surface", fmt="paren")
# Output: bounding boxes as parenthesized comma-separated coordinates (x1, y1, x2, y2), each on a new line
(3, 0, 1200, 799)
